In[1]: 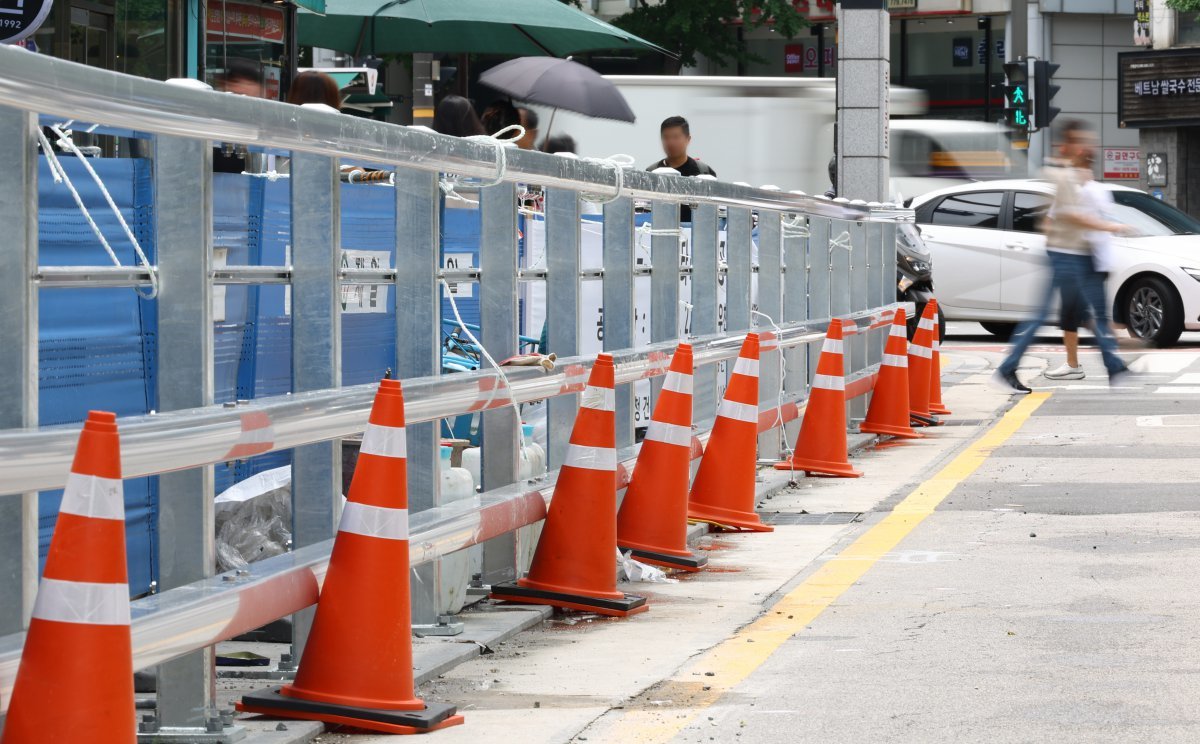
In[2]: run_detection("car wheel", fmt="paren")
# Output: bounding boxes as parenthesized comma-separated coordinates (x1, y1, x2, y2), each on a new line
(979, 322, 1016, 340)
(1125, 276, 1183, 348)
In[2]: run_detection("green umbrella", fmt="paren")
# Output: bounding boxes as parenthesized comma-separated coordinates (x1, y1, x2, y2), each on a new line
(297, 0, 669, 58)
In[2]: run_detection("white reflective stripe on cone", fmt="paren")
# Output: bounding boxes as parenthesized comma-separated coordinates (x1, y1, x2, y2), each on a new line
(564, 443, 617, 471)
(883, 353, 909, 368)
(581, 385, 616, 412)
(732, 357, 760, 378)
(717, 399, 758, 424)
(889, 324, 908, 337)
(813, 373, 845, 391)
(662, 370, 693, 395)
(644, 420, 692, 447)
(822, 338, 844, 355)
(360, 423, 407, 458)
(32, 578, 131, 626)
(339, 502, 410, 541)
(918, 317, 935, 330)
(59, 472, 124, 521)
(910, 345, 933, 359)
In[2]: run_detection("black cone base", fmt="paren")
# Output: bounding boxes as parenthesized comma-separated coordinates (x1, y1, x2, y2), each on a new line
(238, 687, 463, 735)
(490, 581, 648, 617)
(620, 545, 708, 572)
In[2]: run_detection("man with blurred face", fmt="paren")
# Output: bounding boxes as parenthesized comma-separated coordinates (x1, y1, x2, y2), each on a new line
(646, 116, 716, 222)
(992, 120, 1132, 394)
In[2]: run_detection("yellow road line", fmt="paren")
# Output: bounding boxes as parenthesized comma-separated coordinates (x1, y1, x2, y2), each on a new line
(592, 393, 1050, 743)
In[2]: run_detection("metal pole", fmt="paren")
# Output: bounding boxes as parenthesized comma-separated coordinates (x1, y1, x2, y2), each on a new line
(0, 108, 38, 635)
(848, 220, 869, 422)
(603, 197, 636, 450)
(154, 134, 216, 728)
(395, 168, 459, 634)
(690, 204, 720, 425)
(289, 151, 343, 660)
(725, 208, 753, 334)
(782, 215, 809, 444)
(650, 200, 681, 408)
(479, 182, 519, 586)
(544, 187, 580, 469)
(756, 211, 783, 458)
(808, 217, 833, 384)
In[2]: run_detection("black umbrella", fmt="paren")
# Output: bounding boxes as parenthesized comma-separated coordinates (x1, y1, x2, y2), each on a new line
(480, 57, 635, 143)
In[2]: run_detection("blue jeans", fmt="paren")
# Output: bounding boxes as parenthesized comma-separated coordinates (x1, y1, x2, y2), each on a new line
(999, 251, 1126, 377)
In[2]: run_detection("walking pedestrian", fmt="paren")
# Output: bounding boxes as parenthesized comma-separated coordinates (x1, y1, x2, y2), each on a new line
(992, 120, 1132, 394)
(645, 116, 716, 223)
(432, 95, 486, 138)
(516, 107, 539, 150)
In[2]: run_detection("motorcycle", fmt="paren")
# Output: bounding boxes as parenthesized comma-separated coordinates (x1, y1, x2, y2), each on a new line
(896, 222, 944, 341)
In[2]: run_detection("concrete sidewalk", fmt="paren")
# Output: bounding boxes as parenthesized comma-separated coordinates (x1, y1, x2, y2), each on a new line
(290, 348, 1011, 743)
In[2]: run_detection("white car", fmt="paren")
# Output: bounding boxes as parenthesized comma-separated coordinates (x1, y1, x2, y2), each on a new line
(910, 179, 1200, 347)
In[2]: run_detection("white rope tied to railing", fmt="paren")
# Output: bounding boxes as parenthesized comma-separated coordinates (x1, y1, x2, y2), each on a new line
(577, 153, 635, 206)
(38, 125, 160, 299)
(781, 215, 810, 239)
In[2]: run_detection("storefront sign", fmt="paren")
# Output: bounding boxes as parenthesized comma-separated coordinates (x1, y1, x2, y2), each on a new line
(1102, 148, 1140, 180)
(888, 0, 917, 9)
(952, 38, 973, 67)
(1146, 152, 1167, 186)
(1118, 49, 1200, 128)
(0, 0, 54, 44)
(785, 44, 804, 73)
(206, 1, 285, 43)
(1133, 0, 1151, 46)
(791, 0, 836, 21)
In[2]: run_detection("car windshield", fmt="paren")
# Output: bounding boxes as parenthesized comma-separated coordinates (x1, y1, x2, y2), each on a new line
(1110, 191, 1200, 237)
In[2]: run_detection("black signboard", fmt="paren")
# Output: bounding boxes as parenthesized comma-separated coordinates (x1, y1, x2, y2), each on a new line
(0, 0, 53, 44)
(1118, 48, 1200, 128)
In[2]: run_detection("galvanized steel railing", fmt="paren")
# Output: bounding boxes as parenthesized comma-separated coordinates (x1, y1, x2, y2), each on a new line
(0, 44, 910, 726)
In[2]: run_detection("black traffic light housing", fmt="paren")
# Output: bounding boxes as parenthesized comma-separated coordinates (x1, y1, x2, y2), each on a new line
(1032, 60, 1061, 130)
(1003, 60, 1031, 143)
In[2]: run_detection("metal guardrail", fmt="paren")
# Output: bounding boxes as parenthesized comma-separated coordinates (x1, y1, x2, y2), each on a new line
(0, 44, 910, 727)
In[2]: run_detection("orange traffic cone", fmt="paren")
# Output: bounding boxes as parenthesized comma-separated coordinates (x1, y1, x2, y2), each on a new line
(861, 309, 923, 440)
(1, 411, 134, 744)
(491, 354, 647, 616)
(909, 302, 941, 427)
(775, 319, 863, 477)
(238, 379, 464, 735)
(688, 333, 773, 532)
(617, 343, 707, 572)
(928, 301, 952, 416)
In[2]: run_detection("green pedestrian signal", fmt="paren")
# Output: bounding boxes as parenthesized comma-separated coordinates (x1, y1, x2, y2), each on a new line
(1003, 61, 1031, 137)
(1011, 86, 1025, 105)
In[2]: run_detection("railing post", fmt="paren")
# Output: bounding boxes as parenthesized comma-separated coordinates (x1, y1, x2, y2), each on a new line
(290, 151, 343, 658)
(395, 168, 458, 634)
(756, 211, 783, 458)
(545, 188, 580, 468)
(782, 214, 809, 444)
(690, 204, 720, 426)
(0, 108, 38, 636)
(154, 134, 216, 727)
(866, 220, 886, 366)
(603, 196, 636, 451)
(479, 182, 519, 585)
(849, 220, 869, 421)
(882, 220, 898, 309)
(807, 217, 832, 386)
(649, 200, 681, 407)
(725, 207, 753, 334)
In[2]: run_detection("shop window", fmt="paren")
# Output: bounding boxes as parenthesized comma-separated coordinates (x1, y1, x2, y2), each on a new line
(206, 0, 288, 99)
(1179, 12, 1200, 45)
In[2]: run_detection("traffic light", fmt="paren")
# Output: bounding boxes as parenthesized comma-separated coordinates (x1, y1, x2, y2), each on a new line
(1032, 59, 1061, 130)
(1003, 61, 1030, 146)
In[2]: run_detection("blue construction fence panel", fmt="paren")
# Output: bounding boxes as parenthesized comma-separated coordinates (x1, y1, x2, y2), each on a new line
(37, 163, 486, 597)
(37, 155, 158, 597)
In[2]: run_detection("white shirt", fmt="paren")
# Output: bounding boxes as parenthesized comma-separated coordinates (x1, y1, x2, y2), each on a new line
(1081, 181, 1117, 273)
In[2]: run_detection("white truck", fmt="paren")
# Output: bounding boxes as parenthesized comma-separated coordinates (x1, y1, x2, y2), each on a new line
(536, 75, 1024, 201)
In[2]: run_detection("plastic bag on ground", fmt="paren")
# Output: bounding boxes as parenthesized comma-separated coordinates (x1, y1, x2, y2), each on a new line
(214, 466, 293, 573)
(616, 548, 678, 584)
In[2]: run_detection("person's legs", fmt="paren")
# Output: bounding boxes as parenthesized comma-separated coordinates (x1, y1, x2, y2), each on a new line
(1058, 277, 1085, 371)
(999, 251, 1067, 377)
(1080, 269, 1126, 376)
(1063, 332, 1080, 368)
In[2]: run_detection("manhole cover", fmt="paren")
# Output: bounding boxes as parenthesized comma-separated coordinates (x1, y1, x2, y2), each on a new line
(759, 512, 862, 525)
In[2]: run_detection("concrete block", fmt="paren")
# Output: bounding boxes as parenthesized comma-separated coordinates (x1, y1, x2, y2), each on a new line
(1052, 16, 1105, 45)
(1056, 78, 1105, 114)
(840, 107, 885, 157)
(841, 156, 889, 202)
(838, 11, 886, 60)
(1052, 44, 1105, 81)
(840, 60, 885, 109)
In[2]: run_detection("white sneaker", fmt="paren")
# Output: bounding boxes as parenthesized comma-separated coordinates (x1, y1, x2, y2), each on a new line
(1044, 364, 1085, 380)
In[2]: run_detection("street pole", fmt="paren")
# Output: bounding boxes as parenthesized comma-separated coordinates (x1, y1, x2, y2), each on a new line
(835, 0, 890, 202)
